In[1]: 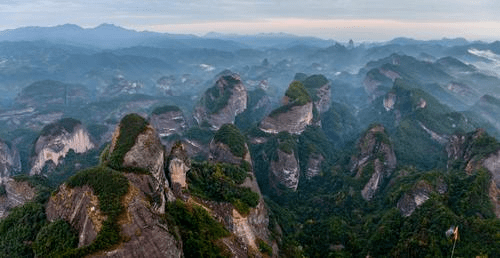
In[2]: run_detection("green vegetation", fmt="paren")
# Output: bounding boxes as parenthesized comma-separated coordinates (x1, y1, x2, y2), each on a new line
(269, 81, 311, 117)
(213, 124, 247, 158)
(257, 238, 273, 256)
(285, 81, 311, 106)
(40, 117, 81, 137)
(33, 219, 78, 257)
(107, 113, 148, 170)
(151, 105, 181, 115)
(277, 131, 296, 154)
(302, 74, 328, 89)
(188, 162, 259, 215)
(0, 202, 46, 258)
(184, 126, 214, 145)
(63, 166, 129, 256)
(163, 200, 230, 258)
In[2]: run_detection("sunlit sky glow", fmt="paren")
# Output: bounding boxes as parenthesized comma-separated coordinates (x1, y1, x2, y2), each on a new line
(1, 0, 499, 41)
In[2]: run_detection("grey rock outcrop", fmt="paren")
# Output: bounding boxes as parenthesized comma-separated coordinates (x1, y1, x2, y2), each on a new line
(30, 120, 95, 175)
(259, 102, 313, 135)
(205, 142, 274, 257)
(0, 179, 36, 219)
(46, 173, 182, 257)
(193, 74, 248, 130)
(351, 125, 397, 201)
(0, 139, 21, 182)
(313, 84, 331, 114)
(109, 122, 174, 212)
(149, 106, 187, 138)
(397, 180, 434, 217)
(167, 142, 190, 198)
(306, 153, 324, 179)
(270, 149, 300, 191)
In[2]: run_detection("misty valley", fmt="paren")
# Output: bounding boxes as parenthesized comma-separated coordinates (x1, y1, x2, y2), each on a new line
(1, 24, 500, 257)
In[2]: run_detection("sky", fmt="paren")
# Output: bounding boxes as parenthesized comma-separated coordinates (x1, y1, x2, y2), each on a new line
(1, 0, 500, 41)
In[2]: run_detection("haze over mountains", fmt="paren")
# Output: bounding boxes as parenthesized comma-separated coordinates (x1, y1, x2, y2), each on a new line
(1, 23, 500, 257)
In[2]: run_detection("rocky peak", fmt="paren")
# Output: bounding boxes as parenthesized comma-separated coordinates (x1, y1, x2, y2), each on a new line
(30, 118, 95, 175)
(167, 142, 190, 198)
(0, 139, 21, 182)
(193, 73, 248, 130)
(300, 74, 331, 114)
(149, 105, 187, 139)
(259, 81, 313, 135)
(351, 125, 397, 201)
(107, 113, 174, 212)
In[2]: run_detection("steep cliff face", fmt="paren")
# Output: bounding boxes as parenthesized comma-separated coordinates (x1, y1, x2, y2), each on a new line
(30, 119, 95, 175)
(167, 142, 190, 198)
(260, 103, 313, 135)
(397, 180, 434, 217)
(446, 129, 500, 218)
(46, 173, 182, 257)
(313, 84, 331, 114)
(0, 179, 36, 219)
(306, 153, 324, 179)
(108, 115, 174, 212)
(193, 74, 248, 130)
(351, 125, 397, 201)
(259, 81, 314, 135)
(271, 149, 300, 191)
(206, 140, 273, 257)
(0, 139, 21, 182)
(149, 105, 187, 138)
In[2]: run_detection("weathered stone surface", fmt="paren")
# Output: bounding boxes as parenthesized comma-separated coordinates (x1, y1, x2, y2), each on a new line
(314, 84, 331, 114)
(46, 174, 183, 257)
(306, 153, 324, 179)
(109, 123, 174, 212)
(167, 142, 190, 198)
(30, 124, 94, 175)
(193, 74, 248, 130)
(209, 141, 252, 166)
(0, 179, 36, 219)
(397, 180, 434, 217)
(0, 139, 21, 183)
(351, 125, 397, 201)
(270, 149, 300, 191)
(94, 174, 182, 258)
(259, 102, 313, 135)
(483, 150, 500, 218)
(149, 110, 187, 138)
(47, 184, 104, 247)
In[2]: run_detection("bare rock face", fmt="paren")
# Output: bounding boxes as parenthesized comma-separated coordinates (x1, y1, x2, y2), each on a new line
(109, 122, 174, 212)
(193, 74, 248, 130)
(383, 92, 396, 111)
(397, 180, 434, 217)
(149, 106, 187, 139)
(271, 149, 300, 191)
(46, 184, 104, 247)
(306, 153, 324, 179)
(351, 125, 397, 201)
(313, 84, 331, 114)
(46, 174, 183, 257)
(167, 142, 190, 198)
(30, 119, 95, 175)
(95, 174, 182, 258)
(207, 141, 274, 256)
(0, 179, 36, 219)
(259, 102, 313, 135)
(482, 150, 500, 218)
(0, 139, 21, 182)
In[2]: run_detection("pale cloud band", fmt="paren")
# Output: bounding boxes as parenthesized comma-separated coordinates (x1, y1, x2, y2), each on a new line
(0, 0, 499, 41)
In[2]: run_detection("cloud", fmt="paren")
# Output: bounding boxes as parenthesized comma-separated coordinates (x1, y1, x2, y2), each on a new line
(0, 0, 499, 40)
